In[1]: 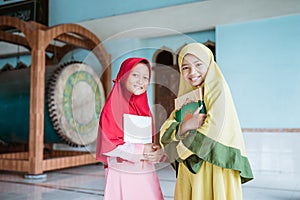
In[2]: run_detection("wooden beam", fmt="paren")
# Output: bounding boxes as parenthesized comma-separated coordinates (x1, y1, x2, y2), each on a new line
(0, 30, 68, 56)
(55, 34, 92, 50)
(0, 159, 29, 172)
(43, 154, 98, 171)
(29, 21, 94, 50)
(28, 30, 46, 174)
(0, 152, 28, 159)
(0, 30, 30, 50)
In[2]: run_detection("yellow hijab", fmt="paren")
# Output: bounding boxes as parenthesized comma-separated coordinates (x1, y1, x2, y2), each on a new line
(160, 43, 253, 183)
(178, 43, 247, 156)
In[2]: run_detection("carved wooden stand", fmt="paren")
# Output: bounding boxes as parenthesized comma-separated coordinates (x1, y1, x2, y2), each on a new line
(0, 16, 111, 176)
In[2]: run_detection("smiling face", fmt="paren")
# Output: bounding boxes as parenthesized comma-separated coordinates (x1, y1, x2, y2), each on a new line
(181, 53, 209, 87)
(125, 62, 150, 95)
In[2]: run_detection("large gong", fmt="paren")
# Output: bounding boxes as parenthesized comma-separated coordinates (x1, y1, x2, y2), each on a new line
(0, 62, 105, 147)
(48, 62, 105, 146)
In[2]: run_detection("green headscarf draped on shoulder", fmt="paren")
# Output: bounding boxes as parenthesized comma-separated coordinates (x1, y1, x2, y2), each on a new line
(160, 43, 253, 183)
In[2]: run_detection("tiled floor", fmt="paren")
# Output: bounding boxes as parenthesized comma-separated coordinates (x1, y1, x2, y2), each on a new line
(1, 162, 299, 200)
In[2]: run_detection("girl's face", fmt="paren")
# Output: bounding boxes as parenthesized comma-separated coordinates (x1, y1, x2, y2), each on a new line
(181, 53, 208, 87)
(126, 63, 150, 95)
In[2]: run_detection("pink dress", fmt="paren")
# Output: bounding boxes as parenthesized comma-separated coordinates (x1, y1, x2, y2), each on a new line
(103, 143, 164, 200)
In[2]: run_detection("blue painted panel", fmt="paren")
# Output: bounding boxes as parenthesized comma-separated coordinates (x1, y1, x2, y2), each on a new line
(216, 14, 300, 128)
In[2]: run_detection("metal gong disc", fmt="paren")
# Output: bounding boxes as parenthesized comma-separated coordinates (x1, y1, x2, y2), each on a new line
(48, 62, 105, 146)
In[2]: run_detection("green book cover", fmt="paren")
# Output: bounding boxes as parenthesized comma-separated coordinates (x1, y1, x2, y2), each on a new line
(174, 87, 206, 122)
(175, 100, 206, 122)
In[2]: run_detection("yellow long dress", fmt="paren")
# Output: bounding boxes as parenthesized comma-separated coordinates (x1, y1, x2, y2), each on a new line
(160, 43, 253, 200)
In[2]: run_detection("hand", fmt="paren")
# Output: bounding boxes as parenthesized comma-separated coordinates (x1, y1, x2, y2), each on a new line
(143, 143, 157, 154)
(180, 107, 207, 135)
(143, 144, 164, 163)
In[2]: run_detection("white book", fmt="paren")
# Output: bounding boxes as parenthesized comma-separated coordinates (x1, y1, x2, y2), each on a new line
(123, 114, 152, 144)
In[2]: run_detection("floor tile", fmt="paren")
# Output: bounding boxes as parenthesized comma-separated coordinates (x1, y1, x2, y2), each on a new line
(1, 162, 299, 200)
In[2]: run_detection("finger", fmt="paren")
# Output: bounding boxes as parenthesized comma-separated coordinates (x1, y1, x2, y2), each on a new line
(193, 107, 201, 115)
(152, 144, 161, 150)
(198, 105, 203, 112)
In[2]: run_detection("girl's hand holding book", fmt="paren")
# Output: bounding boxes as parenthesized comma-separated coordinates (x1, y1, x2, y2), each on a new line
(143, 144, 164, 163)
(179, 107, 207, 136)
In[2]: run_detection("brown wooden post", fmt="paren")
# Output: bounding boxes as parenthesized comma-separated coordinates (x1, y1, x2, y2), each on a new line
(101, 54, 112, 98)
(28, 29, 46, 175)
(93, 45, 112, 98)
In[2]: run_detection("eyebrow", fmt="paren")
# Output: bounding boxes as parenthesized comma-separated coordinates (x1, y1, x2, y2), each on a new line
(194, 60, 202, 64)
(182, 60, 201, 66)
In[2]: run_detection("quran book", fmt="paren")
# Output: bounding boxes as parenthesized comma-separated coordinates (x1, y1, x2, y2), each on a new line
(123, 114, 152, 144)
(175, 87, 206, 122)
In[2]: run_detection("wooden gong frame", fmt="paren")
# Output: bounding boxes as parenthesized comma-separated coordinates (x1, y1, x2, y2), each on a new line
(0, 16, 111, 175)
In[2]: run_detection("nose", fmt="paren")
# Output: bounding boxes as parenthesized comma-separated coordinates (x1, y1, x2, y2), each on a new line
(137, 76, 144, 84)
(189, 66, 197, 75)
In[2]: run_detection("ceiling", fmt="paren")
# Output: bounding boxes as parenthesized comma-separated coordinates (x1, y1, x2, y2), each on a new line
(78, 0, 300, 40)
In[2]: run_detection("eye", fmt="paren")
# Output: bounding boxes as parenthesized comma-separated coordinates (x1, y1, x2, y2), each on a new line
(131, 73, 138, 77)
(143, 76, 149, 81)
(182, 65, 189, 71)
(195, 62, 203, 67)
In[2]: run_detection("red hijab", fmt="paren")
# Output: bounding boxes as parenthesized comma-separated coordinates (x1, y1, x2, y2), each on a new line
(96, 57, 153, 164)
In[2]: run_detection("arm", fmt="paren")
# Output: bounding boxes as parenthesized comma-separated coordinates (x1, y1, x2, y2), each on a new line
(103, 142, 144, 163)
(160, 109, 206, 162)
(143, 143, 164, 163)
(104, 142, 164, 163)
(173, 81, 226, 161)
(177, 107, 207, 138)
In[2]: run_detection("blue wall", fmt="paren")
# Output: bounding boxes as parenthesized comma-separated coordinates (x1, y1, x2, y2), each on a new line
(98, 29, 215, 107)
(0, 55, 31, 69)
(216, 14, 300, 128)
(49, 0, 201, 25)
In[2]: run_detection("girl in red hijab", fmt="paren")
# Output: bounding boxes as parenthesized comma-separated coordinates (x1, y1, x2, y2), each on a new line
(96, 57, 164, 200)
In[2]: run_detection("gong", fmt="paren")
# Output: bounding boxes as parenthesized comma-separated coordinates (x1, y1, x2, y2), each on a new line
(0, 62, 105, 147)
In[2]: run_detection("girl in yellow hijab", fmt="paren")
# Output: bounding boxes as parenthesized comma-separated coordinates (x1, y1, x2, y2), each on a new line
(160, 43, 253, 200)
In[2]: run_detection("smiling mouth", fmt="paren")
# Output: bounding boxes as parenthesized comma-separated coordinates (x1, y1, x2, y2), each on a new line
(190, 76, 201, 82)
(134, 85, 144, 90)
